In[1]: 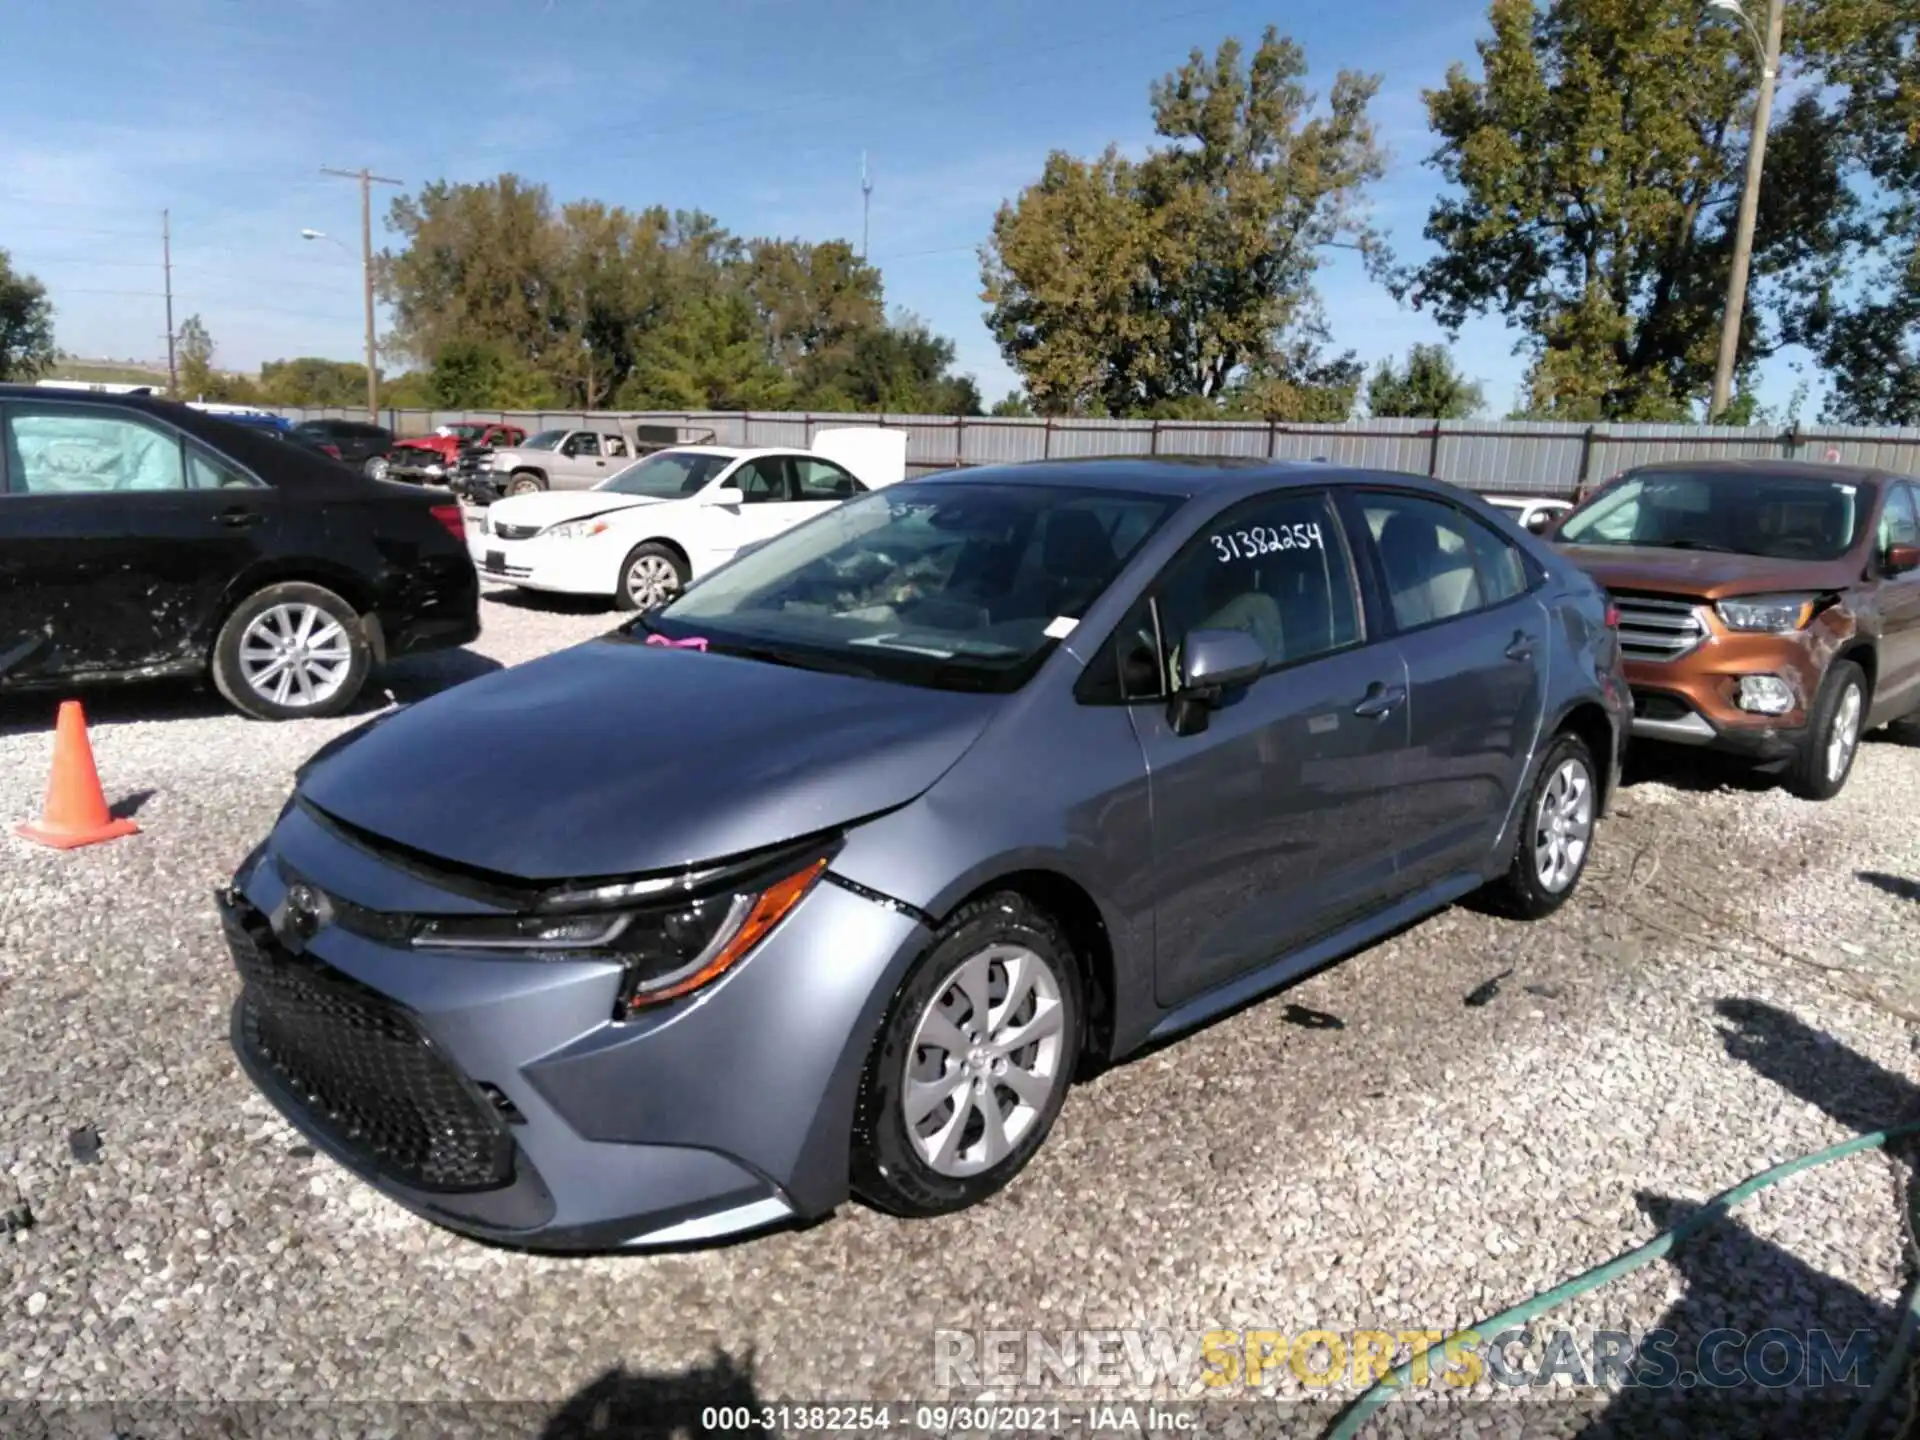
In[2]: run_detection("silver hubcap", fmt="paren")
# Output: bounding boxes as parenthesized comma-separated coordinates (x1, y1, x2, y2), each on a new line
(626, 555, 681, 609)
(367, 457, 387, 480)
(1827, 682, 1863, 782)
(239, 603, 353, 708)
(1533, 757, 1594, 893)
(509, 478, 539, 495)
(903, 944, 1065, 1177)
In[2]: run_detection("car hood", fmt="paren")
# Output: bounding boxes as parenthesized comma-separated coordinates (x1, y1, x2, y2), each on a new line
(298, 636, 999, 881)
(1555, 544, 1859, 600)
(484, 490, 666, 529)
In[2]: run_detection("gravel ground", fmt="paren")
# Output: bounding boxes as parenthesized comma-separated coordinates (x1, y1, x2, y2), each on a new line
(2, 588, 1918, 1438)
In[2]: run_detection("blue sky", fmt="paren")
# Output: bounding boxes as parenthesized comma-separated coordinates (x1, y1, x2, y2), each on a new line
(2, 0, 1811, 415)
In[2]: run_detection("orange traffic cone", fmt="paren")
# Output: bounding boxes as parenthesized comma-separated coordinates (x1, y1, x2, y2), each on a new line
(14, 701, 140, 851)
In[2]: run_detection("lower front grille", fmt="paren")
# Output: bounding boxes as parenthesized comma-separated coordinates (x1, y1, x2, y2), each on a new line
(225, 902, 514, 1193)
(491, 522, 540, 541)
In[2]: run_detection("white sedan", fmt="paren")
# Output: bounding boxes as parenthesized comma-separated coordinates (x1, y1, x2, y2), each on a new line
(467, 430, 907, 609)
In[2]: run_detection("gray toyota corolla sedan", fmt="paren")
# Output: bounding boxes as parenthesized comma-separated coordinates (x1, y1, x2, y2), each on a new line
(221, 459, 1629, 1249)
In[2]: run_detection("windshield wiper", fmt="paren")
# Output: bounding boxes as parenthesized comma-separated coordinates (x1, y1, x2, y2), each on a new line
(703, 640, 879, 679)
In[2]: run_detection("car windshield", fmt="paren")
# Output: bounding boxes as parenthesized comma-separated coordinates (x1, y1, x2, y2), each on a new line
(519, 430, 566, 451)
(633, 480, 1177, 693)
(440, 424, 484, 439)
(1558, 470, 1869, 561)
(597, 450, 733, 497)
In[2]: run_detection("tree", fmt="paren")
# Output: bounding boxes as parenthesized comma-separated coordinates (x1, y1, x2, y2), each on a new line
(990, 391, 1034, 417)
(1404, 0, 1864, 421)
(258, 357, 370, 408)
(982, 28, 1385, 416)
(618, 290, 795, 412)
(1366, 343, 1485, 418)
(0, 250, 55, 382)
(378, 174, 977, 414)
(176, 315, 216, 397)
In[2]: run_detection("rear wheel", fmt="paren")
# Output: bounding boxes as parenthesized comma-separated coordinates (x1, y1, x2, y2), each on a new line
(1785, 660, 1866, 801)
(851, 893, 1082, 1218)
(1481, 730, 1597, 919)
(211, 581, 370, 721)
(613, 542, 689, 612)
(506, 471, 546, 497)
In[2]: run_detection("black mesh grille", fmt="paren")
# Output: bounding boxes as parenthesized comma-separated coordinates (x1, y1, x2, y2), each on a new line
(491, 522, 540, 541)
(224, 901, 514, 1193)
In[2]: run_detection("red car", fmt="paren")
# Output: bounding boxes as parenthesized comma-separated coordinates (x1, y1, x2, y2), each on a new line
(385, 422, 526, 484)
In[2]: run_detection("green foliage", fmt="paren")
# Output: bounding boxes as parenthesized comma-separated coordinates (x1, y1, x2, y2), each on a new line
(990, 391, 1034, 417)
(374, 175, 976, 414)
(0, 250, 54, 382)
(258, 357, 368, 408)
(1366, 344, 1485, 419)
(1406, 0, 1882, 421)
(981, 28, 1385, 416)
(174, 316, 262, 403)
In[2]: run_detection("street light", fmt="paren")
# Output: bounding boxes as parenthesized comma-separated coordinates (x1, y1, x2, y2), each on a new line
(299, 227, 378, 418)
(1704, 0, 1786, 423)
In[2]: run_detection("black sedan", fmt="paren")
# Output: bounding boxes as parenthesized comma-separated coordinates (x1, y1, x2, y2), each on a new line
(289, 418, 396, 478)
(0, 386, 480, 720)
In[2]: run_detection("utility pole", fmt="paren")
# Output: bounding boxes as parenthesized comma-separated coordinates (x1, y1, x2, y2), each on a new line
(321, 165, 403, 422)
(161, 210, 177, 397)
(1707, 0, 1785, 423)
(860, 152, 873, 261)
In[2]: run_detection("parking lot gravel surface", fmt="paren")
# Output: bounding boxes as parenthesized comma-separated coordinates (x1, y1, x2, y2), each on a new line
(3, 587, 1918, 1436)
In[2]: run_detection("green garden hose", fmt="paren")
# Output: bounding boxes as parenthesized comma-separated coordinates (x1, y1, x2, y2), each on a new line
(1326, 1121, 1920, 1439)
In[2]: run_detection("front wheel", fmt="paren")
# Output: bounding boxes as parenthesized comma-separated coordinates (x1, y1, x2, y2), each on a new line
(1785, 659, 1866, 801)
(850, 893, 1083, 1218)
(612, 542, 689, 612)
(211, 582, 371, 721)
(364, 455, 389, 482)
(506, 472, 546, 497)
(1480, 730, 1598, 919)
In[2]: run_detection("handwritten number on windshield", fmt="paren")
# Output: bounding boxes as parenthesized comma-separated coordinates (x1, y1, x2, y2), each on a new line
(1212, 522, 1322, 563)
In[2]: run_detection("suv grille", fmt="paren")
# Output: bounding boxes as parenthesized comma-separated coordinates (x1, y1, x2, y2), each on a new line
(225, 901, 514, 1193)
(1613, 594, 1708, 663)
(491, 522, 540, 541)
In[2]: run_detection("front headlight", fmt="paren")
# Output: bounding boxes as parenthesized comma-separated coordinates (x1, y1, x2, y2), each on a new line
(543, 518, 612, 541)
(411, 850, 832, 1017)
(1715, 595, 1815, 633)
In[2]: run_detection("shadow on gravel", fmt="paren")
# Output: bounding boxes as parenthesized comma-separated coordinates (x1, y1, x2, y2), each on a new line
(0, 648, 503, 738)
(1574, 999, 1920, 1437)
(1859, 872, 1920, 906)
(482, 583, 614, 615)
(1620, 747, 1780, 795)
(540, 1348, 764, 1438)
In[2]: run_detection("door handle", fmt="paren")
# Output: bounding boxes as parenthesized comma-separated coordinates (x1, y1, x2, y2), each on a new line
(1353, 682, 1407, 719)
(1505, 631, 1535, 662)
(216, 507, 263, 529)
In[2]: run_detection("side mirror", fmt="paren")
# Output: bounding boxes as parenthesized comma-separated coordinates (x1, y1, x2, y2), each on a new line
(703, 484, 745, 506)
(1886, 543, 1920, 575)
(1169, 628, 1266, 736)
(1524, 509, 1555, 536)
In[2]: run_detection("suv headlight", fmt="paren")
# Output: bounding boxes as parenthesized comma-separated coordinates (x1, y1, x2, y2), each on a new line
(1715, 595, 1815, 633)
(543, 518, 611, 541)
(411, 848, 833, 1017)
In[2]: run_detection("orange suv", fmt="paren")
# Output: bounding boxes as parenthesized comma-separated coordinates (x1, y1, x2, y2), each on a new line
(1552, 460, 1920, 799)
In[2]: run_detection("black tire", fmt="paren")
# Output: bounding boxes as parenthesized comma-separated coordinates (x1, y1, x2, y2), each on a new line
(210, 581, 371, 721)
(850, 892, 1083, 1218)
(612, 542, 690, 612)
(1785, 659, 1868, 801)
(506, 471, 546, 497)
(1480, 730, 1599, 920)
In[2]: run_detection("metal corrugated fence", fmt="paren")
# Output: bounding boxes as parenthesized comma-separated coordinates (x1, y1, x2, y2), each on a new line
(279, 407, 1920, 499)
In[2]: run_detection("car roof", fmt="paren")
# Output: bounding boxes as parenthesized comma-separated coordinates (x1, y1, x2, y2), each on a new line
(905, 457, 1458, 501)
(1626, 457, 1893, 484)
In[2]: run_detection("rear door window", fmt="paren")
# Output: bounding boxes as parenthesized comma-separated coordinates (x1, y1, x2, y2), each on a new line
(3, 406, 188, 495)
